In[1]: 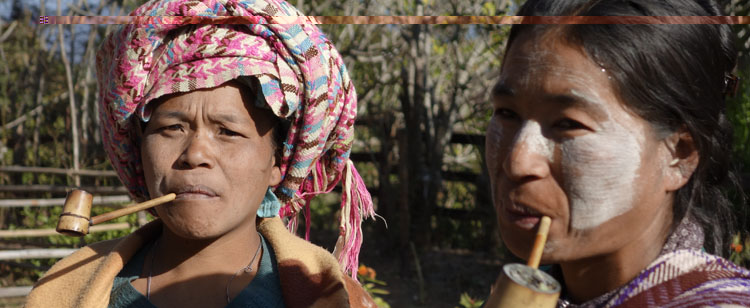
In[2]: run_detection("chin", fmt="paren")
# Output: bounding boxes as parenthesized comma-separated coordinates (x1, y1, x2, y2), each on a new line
(162, 216, 226, 240)
(158, 211, 233, 240)
(499, 228, 532, 260)
(153, 199, 261, 241)
(499, 223, 571, 265)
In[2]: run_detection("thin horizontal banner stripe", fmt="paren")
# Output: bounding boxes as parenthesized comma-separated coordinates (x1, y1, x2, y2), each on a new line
(39, 15, 750, 25)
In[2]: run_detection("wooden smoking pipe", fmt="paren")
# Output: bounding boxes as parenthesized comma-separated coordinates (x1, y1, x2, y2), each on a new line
(485, 216, 561, 308)
(56, 189, 176, 236)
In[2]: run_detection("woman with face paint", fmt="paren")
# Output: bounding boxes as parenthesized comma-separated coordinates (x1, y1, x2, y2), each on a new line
(25, 0, 376, 307)
(486, 0, 750, 307)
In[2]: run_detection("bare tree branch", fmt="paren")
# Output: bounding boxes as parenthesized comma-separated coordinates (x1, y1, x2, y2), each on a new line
(57, 0, 81, 186)
(0, 21, 18, 43)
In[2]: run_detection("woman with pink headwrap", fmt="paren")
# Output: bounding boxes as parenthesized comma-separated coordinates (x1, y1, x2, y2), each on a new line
(25, 0, 375, 307)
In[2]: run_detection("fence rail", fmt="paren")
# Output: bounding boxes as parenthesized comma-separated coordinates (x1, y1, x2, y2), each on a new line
(0, 165, 118, 177)
(0, 248, 77, 261)
(0, 286, 31, 298)
(0, 222, 131, 238)
(0, 195, 130, 208)
(0, 185, 128, 194)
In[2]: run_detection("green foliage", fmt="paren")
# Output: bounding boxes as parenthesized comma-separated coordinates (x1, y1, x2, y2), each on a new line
(308, 191, 341, 234)
(455, 292, 484, 308)
(357, 264, 391, 308)
(728, 63, 750, 169)
(481, 2, 497, 15)
(727, 25, 750, 262)
(729, 233, 750, 268)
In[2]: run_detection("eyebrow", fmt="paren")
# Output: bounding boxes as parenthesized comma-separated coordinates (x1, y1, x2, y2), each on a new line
(211, 113, 245, 125)
(151, 110, 247, 125)
(491, 83, 608, 120)
(549, 91, 608, 119)
(491, 83, 515, 98)
(151, 110, 188, 120)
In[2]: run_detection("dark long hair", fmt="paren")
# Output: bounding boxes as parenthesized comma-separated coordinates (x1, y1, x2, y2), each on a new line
(505, 0, 744, 256)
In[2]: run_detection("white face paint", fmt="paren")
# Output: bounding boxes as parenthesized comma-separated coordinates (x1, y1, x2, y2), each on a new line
(515, 121, 555, 163)
(561, 91, 645, 230)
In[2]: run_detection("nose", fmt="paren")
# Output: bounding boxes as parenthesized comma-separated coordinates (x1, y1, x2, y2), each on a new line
(502, 121, 552, 183)
(176, 131, 215, 169)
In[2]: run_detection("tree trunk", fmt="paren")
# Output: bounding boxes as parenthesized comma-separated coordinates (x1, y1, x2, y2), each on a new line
(57, 0, 80, 187)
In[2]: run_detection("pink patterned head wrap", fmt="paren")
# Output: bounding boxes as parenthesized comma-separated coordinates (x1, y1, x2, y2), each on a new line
(95, 0, 374, 277)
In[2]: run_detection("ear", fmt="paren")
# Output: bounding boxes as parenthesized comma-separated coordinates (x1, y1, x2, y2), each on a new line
(663, 126, 699, 192)
(268, 151, 282, 187)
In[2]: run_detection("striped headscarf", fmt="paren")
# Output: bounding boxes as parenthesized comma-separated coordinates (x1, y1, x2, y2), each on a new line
(95, 0, 374, 277)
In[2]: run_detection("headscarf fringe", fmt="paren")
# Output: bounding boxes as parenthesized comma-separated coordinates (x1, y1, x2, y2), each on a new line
(335, 159, 375, 279)
(287, 158, 375, 279)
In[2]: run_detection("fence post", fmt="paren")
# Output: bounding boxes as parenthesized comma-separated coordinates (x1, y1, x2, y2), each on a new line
(397, 129, 411, 272)
(378, 113, 396, 244)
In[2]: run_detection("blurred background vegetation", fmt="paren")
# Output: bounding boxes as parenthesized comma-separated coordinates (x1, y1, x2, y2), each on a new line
(0, 0, 748, 307)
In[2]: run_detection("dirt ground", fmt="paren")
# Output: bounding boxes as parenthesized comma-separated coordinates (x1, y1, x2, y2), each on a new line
(360, 247, 503, 308)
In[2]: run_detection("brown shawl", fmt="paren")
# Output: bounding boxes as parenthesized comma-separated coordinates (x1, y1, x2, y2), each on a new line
(25, 217, 374, 308)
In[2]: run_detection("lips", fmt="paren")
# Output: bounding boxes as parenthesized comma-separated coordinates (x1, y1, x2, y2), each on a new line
(507, 202, 542, 216)
(502, 200, 545, 230)
(171, 184, 218, 200)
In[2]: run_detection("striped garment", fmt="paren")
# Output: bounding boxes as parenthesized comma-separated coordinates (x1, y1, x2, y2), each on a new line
(557, 217, 750, 308)
(95, 0, 374, 277)
(594, 249, 750, 307)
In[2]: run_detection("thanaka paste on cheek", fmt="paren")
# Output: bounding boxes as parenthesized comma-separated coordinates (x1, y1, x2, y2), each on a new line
(561, 94, 645, 230)
(515, 120, 555, 163)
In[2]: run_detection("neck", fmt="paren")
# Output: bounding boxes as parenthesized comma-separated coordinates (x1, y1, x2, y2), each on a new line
(559, 208, 671, 303)
(153, 219, 261, 277)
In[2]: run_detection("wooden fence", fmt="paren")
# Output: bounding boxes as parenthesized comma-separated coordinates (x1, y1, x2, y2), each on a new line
(0, 167, 133, 299)
(346, 117, 497, 263)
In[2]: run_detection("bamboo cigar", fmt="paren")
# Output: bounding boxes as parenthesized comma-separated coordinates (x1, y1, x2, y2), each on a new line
(57, 191, 177, 236)
(90, 193, 176, 225)
(527, 216, 551, 269)
(484, 215, 560, 308)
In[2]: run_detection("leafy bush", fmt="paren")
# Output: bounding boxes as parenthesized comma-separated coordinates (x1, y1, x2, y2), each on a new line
(730, 232, 750, 268)
(357, 264, 391, 308)
(455, 292, 484, 308)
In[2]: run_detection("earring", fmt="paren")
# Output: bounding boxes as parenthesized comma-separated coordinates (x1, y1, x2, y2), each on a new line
(257, 188, 281, 218)
(669, 158, 680, 166)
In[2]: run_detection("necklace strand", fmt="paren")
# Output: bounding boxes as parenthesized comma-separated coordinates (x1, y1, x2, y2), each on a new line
(226, 235, 262, 303)
(146, 232, 263, 304)
(147, 239, 157, 299)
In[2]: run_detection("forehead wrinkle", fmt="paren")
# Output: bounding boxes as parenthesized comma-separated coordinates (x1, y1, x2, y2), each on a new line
(152, 110, 189, 121)
(502, 61, 600, 92)
(558, 90, 610, 121)
(209, 113, 246, 125)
